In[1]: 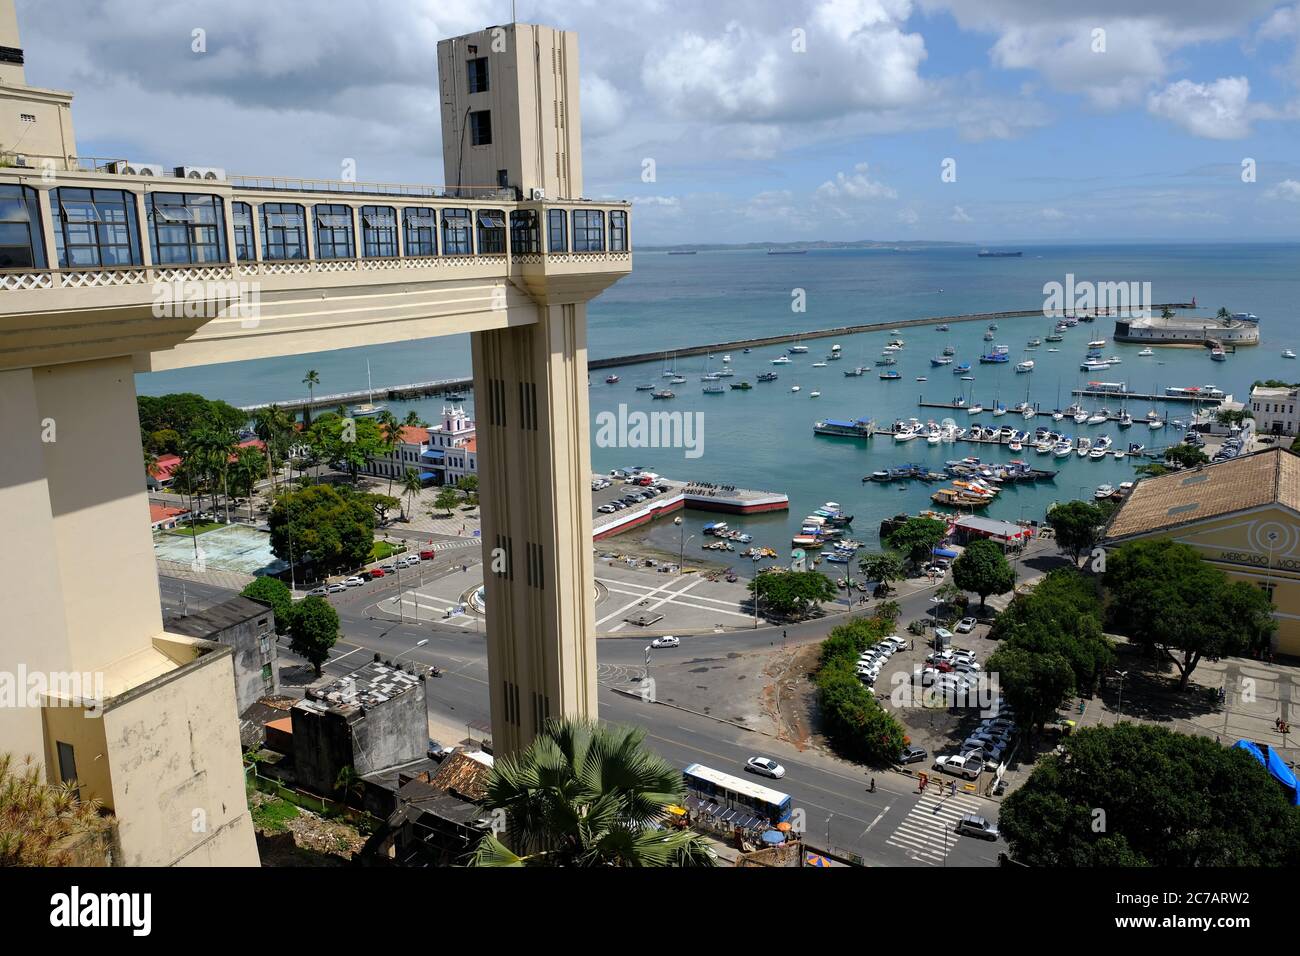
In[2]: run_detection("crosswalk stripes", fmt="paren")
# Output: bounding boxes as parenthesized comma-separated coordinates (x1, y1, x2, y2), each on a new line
(884, 790, 985, 865)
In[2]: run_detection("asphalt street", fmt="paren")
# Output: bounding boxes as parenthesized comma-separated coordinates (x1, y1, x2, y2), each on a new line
(158, 551, 1028, 866)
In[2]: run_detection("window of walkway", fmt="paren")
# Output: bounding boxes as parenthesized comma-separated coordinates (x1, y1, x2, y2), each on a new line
(0, 183, 46, 268)
(361, 205, 398, 258)
(232, 202, 256, 261)
(261, 202, 307, 260)
(547, 208, 567, 253)
(572, 208, 605, 252)
(510, 210, 540, 254)
(404, 207, 437, 256)
(52, 187, 142, 268)
(609, 210, 628, 251)
(477, 210, 506, 254)
(442, 208, 472, 255)
(148, 192, 227, 264)
(314, 204, 355, 259)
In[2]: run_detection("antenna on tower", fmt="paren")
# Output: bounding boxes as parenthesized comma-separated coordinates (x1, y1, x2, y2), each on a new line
(511, 0, 517, 23)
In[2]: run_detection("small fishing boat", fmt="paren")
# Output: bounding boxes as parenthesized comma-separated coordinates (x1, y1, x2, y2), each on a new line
(605, 374, 620, 384)
(809, 390, 821, 398)
(1139, 347, 1154, 356)
(730, 381, 753, 390)
(1285, 349, 1297, 359)
(652, 389, 675, 399)
(790, 385, 801, 392)
(703, 383, 725, 394)
(1016, 360, 1034, 372)
(772, 355, 792, 365)
(880, 369, 902, 380)
(635, 383, 654, 391)
(757, 371, 779, 382)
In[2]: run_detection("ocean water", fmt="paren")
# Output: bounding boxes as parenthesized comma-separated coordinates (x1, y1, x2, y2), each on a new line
(139, 242, 1300, 562)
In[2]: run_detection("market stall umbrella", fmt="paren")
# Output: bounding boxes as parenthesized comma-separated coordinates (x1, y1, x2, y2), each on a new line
(805, 853, 832, 867)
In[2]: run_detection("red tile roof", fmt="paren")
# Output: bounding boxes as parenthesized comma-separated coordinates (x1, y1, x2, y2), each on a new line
(149, 503, 189, 524)
(399, 426, 431, 446)
(462, 436, 477, 453)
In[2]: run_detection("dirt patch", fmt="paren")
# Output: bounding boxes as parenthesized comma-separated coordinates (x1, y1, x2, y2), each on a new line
(250, 790, 368, 867)
(763, 643, 822, 751)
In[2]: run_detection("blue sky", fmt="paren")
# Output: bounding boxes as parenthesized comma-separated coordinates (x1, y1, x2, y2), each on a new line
(17, 0, 1300, 243)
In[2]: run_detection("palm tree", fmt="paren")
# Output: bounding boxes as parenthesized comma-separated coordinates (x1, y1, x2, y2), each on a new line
(189, 425, 238, 524)
(400, 467, 424, 519)
(143, 448, 159, 486)
(470, 718, 717, 867)
(377, 409, 402, 497)
(253, 404, 292, 494)
(1217, 306, 1231, 321)
(0, 753, 108, 866)
(231, 446, 265, 521)
(302, 369, 320, 426)
(403, 410, 427, 428)
(1161, 306, 1175, 320)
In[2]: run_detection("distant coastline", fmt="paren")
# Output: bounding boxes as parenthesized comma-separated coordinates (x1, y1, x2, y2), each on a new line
(639, 239, 975, 253)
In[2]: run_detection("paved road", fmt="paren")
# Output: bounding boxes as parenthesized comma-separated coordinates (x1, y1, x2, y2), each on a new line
(159, 566, 1009, 866)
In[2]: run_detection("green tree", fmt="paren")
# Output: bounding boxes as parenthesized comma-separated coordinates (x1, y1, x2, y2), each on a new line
(884, 517, 947, 569)
(471, 718, 717, 867)
(400, 468, 425, 519)
(1047, 500, 1108, 565)
(813, 617, 907, 765)
(433, 487, 460, 517)
(1103, 539, 1276, 690)
(748, 570, 837, 619)
(951, 539, 1016, 607)
(858, 551, 905, 594)
(253, 404, 294, 494)
(307, 412, 388, 484)
(456, 474, 479, 505)
(999, 724, 1300, 866)
(986, 645, 1076, 732)
(376, 409, 403, 497)
(149, 428, 182, 455)
(241, 576, 294, 635)
(990, 569, 1114, 692)
(875, 599, 901, 624)
(230, 445, 267, 520)
(269, 484, 377, 577)
(334, 765, 365, 806)
(403, 410, 429, 428)
(1134, 462, 1171, 478)
(1164, 443, 1209, 469)
(0, 753, 110, 866)
(137, 392, 246, 441)
(288, 595, 339, 677)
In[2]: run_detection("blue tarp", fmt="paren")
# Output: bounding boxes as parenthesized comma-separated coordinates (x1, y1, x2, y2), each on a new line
(419, 472, 437, 482)
(933, 547, 960, 558)
(1233, 740, 1300, 806)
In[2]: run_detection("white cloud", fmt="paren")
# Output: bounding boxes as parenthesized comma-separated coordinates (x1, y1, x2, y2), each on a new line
(1040, 207, 1066, 221)
(816, 162, 898, 201)
(950, 205, 973, 223)
(1147, 77, 1253, 139)
(1269, 179, 1300, 201)
(897, 208, 920, 224)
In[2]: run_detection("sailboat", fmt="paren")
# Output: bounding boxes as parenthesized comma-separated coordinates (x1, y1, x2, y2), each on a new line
(661, 351, 677, 378)
(349, 360, 389, 418)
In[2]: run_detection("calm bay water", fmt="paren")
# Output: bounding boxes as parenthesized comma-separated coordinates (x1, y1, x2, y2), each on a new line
(139, 242, 1300, 561)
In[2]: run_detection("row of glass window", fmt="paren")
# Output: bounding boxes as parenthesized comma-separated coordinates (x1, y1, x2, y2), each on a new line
(0, 184, 628, 269)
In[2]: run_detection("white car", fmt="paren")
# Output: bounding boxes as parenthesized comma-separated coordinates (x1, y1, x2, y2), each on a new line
(343, 576, 365, 588)
(650, 636, 680, 648)
(400, 555, 422, 566)
(326, 582, 347, 593)
(879, 637, 906, 653)
(956, 617, 978, 634)
(746, 756, 786, 779)
(935, 754, 983, 780)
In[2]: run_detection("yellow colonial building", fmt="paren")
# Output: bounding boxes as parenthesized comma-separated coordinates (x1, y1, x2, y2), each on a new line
(1103, 448, 1300, 656)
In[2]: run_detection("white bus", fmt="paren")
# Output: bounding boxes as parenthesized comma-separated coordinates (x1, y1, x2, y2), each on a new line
(682, 763, 793, 824)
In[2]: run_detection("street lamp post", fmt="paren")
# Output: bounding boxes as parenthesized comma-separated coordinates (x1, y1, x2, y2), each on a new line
(1114, 669, 1128, 722)
(394, 638, 428, 664)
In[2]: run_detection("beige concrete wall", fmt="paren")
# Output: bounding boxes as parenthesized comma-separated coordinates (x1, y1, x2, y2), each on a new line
(103, 644, 258, 866)
(41, 703, 112, 808)
(33, 356, 163, 671)
(472, 300, 597, 754)
(0, 366, 72, 771)
(438, 23, 583, 200)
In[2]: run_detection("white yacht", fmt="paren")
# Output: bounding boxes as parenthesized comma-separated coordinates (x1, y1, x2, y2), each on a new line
(1054, 440, 1073, 458)
(772, 355, 792, 365)
(1016, 360, 1035, 372)
(1139, 347, 1154, 356)
(1095, 484, 1115, 499)
(1077, 437, 1092, 457)
(1286, 349, 1297, 359)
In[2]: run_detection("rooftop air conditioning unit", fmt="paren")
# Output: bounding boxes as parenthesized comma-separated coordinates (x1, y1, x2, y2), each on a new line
(530, 187, 546, 201)
(177, 165, 227, 181)
(111, 161, 164, 177)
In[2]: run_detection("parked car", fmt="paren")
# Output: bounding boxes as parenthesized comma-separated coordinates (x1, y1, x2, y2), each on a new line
(367, 568, 386, 579)
(326, 582, 347, 593)
(955, 814, 1000, 841)
(343, 576, 365, 588)
(934, 754, 982, 780)
(307, 586, 328, 597)
(400, 555, 421, 567)
(746, 756, 786, 779)
(956, 617, 978, 633)
(650, 635, 680, 648)
(899, 746, 928, 765)
(379, 563, 397, 573)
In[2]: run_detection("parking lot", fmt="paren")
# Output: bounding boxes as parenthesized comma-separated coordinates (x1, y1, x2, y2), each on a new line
(853, 607, 1025, 798)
